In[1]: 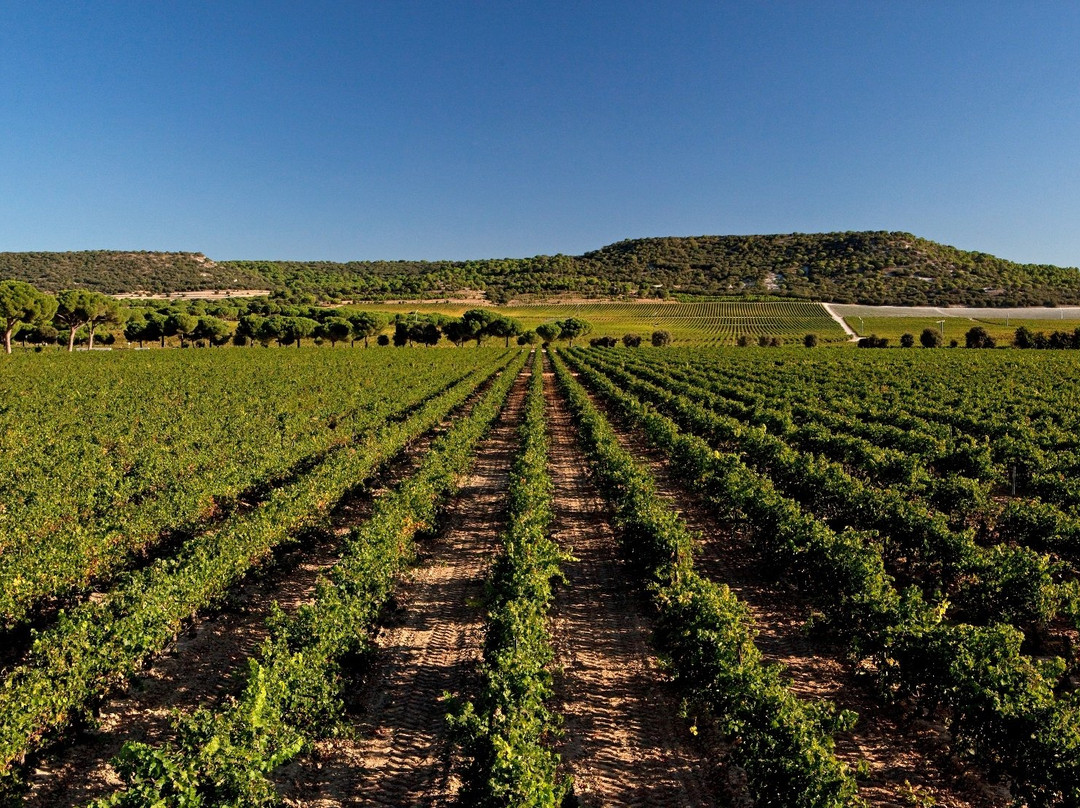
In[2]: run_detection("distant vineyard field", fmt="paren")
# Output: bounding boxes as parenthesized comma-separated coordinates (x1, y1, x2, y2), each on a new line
(347, 300, 849, 345)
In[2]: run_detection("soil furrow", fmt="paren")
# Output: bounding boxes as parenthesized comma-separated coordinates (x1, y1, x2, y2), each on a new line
(544, 357, 719, 808)
(568, 363, 1009, 808)
(19, 382, 493, 808)
(276, 364, 530, 808)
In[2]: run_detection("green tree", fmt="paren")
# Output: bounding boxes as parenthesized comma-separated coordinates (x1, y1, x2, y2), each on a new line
(143, 312, 169, 347)
(443, 319, 471, 347)
(0, 281, 56, 354)
(20, 323, 58, 348)
(535, 322, 562, 345)
(284, 316, 319, 347)
(236, 314, 267, 346)
(556, 317, 591, 347)
(418, 321, 442, 347)
(651, 329, 672, 347)
(256, 317, 283, 346)
(322, 317, 352, 347)
(169, 313, 200, 347)
(900, 332, 915, 348)
(487, 315, 523, 347)
(55, 290, 106, 352)
(462, 309, 500, 346)
(803, 333, 819, 348)
(86, 296, 124, 350)
(124, 312, 148, 347)
(349, 311, 387, 348)
(196, 316, 232, 347)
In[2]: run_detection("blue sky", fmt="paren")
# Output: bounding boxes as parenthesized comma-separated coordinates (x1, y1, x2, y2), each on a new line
(1, 2, 1078, 265)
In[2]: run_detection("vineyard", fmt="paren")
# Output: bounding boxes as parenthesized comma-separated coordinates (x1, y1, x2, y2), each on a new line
(1, 345, 1078, 807)
(354, 300, 849, 345)
(843, 316, 1080, 344)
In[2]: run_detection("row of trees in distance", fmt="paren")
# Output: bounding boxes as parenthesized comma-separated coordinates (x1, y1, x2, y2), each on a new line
(0, 279, 600, 353)
(857, 325, 1080, 349)
(383, 312, 591, 349)
(589, 330, 673, 348)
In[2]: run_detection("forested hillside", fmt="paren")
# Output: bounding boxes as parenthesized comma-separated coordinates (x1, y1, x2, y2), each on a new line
(3, 232, 1079, 306)
(577, 232, 1080, 306)
(0, 251, 264, 294)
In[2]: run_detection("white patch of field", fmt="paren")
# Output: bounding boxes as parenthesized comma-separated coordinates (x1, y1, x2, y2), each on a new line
(114, 289, 272, 300)
(831, 304, 1080, 320)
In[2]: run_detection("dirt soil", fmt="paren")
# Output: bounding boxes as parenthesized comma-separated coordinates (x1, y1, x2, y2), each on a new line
(544, 357, 721, 807)
(572, 367, 1010, 808)
(19, 393, 486, 808)
(274, 365, 529, 807)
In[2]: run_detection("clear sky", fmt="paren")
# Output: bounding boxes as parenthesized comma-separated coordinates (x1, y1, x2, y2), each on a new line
(1, 2, 1078, 266)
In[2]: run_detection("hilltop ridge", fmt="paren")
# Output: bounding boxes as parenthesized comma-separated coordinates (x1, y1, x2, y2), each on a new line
(2, 232, 1078, 307)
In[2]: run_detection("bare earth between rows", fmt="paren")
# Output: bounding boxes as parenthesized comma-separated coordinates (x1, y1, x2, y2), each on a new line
(544, 358, 721, 808)
(275, 364, 530, 807)
(568, 363, 1009, 808)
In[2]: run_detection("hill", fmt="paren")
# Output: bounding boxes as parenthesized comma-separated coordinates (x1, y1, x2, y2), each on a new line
(3, 232, 1079, 307)
(575, 232, 1080, 307)
(0, 251, 265, 295)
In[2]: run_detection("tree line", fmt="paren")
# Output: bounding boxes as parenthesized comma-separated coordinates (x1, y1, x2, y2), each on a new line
(0, 279, 599, 354)
(856, 325, 1080, 349)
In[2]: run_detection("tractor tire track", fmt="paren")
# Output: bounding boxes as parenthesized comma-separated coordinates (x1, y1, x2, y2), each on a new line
(544, 356, 719, 808)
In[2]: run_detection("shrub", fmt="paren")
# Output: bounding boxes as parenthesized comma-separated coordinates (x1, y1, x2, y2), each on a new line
(965, 326, 996, 348)
(857, 335, 889, 348)
(920, 328, 943, 348)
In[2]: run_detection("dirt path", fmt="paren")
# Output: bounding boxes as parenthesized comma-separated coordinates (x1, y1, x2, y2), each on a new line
(569, 366, 1009, 808)
(275, 365, 529, 808)
(822, 302, 860, 341)
(544, 357, 719, 808)
(20, 389, 490, 808)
